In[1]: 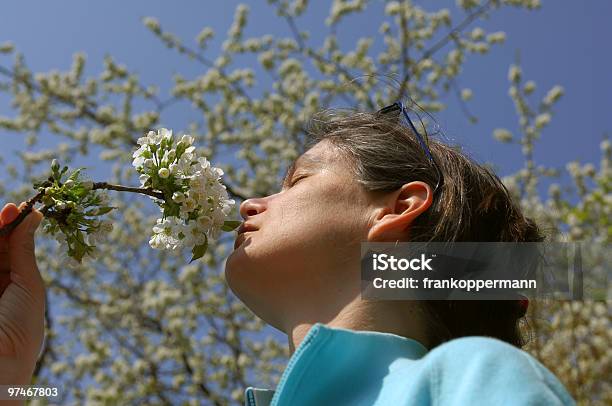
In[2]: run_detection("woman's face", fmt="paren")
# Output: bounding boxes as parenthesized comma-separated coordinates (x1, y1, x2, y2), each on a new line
(224, 140, 377, 331)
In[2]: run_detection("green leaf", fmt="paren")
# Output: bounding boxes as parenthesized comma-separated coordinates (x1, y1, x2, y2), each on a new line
(72, 230, 87, 261)
(221, 220, 241, 231)
(95, 206, 115, 216)
(67, 168, 85, 182)
(84, 206, 115, 216)
(189, 236, 208, 263)
(165, 202, 181, 218)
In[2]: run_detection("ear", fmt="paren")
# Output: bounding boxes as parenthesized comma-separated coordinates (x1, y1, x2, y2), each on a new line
(366, 181, 433, 242)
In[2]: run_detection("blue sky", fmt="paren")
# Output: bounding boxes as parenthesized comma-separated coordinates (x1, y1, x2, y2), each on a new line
(0, 1, 609, 192)
(0, 0, 608, 397)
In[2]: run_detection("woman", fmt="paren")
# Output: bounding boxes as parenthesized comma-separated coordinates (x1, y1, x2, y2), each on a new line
(0, 103, 574, 405)
(224, 103, 575, 405)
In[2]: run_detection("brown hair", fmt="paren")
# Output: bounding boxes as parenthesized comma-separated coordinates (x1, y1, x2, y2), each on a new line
(304, 108, 544, 348)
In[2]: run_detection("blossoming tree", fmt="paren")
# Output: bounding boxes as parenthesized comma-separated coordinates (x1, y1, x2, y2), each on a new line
(0, 0, 609, 404)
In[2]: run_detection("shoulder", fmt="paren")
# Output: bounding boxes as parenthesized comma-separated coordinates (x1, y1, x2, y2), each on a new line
(426, 335, 534, 368)
(392, 336, 575, 405)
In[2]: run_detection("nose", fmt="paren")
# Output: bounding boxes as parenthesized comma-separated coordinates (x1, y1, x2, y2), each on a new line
(239, 197, 266, 220)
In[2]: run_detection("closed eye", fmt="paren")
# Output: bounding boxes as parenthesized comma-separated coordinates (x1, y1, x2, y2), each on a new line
(290, 175, 307, 187)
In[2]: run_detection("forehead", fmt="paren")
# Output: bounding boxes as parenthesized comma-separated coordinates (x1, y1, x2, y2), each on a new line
(281, 142, 345, 186)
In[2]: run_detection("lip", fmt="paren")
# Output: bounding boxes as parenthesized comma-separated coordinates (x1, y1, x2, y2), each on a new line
(237, 223, 258, 235)
(234, 231, 253, 250)
(234, 223, 258, 250)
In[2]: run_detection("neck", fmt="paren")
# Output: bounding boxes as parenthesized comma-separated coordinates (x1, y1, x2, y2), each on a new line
(287, 298, 430, 355)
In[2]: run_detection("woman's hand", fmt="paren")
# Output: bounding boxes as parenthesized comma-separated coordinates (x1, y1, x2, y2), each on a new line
(0, 203, 44, 385)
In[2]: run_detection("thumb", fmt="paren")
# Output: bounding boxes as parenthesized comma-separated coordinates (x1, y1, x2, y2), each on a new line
(8, 209, 44, 287)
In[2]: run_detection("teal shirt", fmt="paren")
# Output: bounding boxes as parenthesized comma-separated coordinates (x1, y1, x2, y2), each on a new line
(244, 323, 575, 406)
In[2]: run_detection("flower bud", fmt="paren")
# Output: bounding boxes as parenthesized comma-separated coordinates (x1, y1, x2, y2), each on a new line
(42, 195, 54, 206)
(51, 159, 60, 173)
(81, 181, 94, 190)
(158, 168, 170, 179)
(461, 88, 473, 101)
(523, 80, 536, 94)
(167, 149, 176, 162)
(508, 65, 521, 83)
(172, 192, 185, 203)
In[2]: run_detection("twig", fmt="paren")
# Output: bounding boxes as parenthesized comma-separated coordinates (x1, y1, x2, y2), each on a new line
(0, 189, 46, 237)
(397, 0, 411, 101)
(91, 182, 164, 200)
(0, 182, 165, 237)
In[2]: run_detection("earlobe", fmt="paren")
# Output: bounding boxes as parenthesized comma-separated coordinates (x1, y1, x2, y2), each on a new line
(366, 182, 432, 242)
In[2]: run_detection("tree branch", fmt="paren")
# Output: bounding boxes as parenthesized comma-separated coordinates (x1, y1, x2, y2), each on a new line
(402, 0, 498, 93)
(397, 0, 412, 101)
(285, 15, 376, 110)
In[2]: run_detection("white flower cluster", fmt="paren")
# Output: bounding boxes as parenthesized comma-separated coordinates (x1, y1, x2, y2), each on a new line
(132, 128, 235, 253)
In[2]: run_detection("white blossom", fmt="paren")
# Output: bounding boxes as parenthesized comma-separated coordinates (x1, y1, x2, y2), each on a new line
(158, 167, 170, 178)
(508, 64, 521, 83)
(523, 80, 536, 94)
(131, 128, 236, 255)
(543, 85, 564, 105)
(460, 88, 473, 101)
(534, 113, 551, 129)
(493, 128, 513, 143)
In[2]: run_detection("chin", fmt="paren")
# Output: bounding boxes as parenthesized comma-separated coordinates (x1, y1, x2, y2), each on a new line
(224, 252, 243, 292)
(225, 248, 301, 317)
(224, 248, 261, 298)
(223, 260, 285, 329)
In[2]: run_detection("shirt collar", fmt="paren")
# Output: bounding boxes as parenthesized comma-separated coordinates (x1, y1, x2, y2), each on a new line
(244, 322, 428, 406)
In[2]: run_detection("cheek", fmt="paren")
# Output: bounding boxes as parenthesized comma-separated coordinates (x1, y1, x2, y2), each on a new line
(224, 182, 368, 295)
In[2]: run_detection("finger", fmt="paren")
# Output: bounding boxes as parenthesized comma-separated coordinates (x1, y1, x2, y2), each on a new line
(0, 203, 20, 296)
(0, 203, 20, 267)
(0, 202, 20, 226)
(8, 208, 44, 297)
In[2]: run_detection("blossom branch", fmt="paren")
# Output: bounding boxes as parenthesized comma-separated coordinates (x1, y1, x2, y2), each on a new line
(400, 0, 498, 96)
(91, 182, 164, 200)
(0, 182, 163, 237)
(2, 129, 239, 265)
